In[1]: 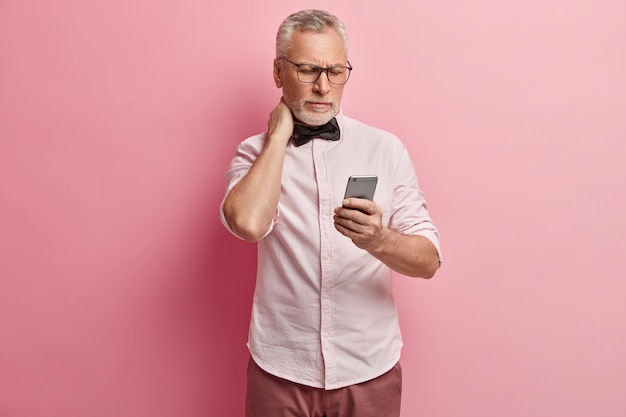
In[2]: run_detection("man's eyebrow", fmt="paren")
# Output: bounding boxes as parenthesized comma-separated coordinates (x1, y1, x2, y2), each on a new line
(303, 62, 349, 68)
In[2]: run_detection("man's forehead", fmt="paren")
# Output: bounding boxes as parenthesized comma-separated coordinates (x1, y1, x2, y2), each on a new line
(287, 29, 347, 62)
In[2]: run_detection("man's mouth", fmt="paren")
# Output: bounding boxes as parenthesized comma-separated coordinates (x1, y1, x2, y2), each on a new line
(307, 102, 332, 110)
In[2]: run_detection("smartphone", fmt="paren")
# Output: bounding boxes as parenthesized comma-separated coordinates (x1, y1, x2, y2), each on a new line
(343, 175, 378, 200)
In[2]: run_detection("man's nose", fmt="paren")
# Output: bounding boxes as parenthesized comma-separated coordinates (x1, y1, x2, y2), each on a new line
(313, 71, 331, 94)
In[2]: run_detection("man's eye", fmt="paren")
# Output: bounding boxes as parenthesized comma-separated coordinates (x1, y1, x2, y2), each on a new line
(299, 66, 320, 74)
(329, 68, 346, 75)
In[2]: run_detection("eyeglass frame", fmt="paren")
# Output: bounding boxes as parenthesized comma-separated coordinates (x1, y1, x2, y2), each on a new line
(280, 58, 353, 85)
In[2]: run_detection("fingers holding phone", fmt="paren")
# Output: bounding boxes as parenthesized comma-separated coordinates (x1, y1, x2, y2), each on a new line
(340, 197, 375, 215)
(335, 176, 384, 249)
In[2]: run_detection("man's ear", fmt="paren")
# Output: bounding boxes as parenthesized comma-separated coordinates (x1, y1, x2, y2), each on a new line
(273, 59, 283, 88)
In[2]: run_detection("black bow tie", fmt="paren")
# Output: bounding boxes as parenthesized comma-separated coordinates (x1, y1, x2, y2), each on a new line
(292, 118, 340, 147)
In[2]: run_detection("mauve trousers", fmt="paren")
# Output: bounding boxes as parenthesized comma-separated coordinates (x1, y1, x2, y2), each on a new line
(245, 357, 402, 417)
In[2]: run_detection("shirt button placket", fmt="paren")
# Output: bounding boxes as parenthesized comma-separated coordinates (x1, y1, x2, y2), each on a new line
(313, 139, 337, 387)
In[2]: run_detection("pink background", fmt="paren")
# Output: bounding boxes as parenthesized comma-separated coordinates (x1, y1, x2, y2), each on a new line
(1, 0, 625, 416)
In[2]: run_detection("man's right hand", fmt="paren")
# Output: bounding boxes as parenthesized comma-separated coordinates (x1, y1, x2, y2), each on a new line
(266, 98, 294, 146)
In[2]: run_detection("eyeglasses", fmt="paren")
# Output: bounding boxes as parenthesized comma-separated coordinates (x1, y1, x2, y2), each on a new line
(281, 58, 353, 85)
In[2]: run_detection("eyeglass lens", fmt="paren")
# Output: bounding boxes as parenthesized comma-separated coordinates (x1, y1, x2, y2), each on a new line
(297, 65, 351, 85)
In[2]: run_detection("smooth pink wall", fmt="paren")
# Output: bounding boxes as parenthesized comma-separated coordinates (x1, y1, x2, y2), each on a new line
(1, 1, 624, 416)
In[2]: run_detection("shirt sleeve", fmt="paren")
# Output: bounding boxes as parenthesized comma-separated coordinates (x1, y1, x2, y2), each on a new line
(389, 146, 443, 263)
(219, 135, 279, 240)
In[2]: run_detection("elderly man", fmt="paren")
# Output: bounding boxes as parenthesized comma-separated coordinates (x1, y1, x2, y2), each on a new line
(221, 9, 441, 417)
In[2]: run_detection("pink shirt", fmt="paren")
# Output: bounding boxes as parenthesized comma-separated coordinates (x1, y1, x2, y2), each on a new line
(220, 112, 441, 389)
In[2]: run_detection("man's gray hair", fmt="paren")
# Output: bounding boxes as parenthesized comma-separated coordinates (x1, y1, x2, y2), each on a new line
(276, 9, 349, 59)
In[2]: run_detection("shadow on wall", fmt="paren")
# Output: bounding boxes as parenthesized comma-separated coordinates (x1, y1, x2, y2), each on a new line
(201, 80, 272, 415)
(205, 226, 256, 415)
(178, 188, 257, 414)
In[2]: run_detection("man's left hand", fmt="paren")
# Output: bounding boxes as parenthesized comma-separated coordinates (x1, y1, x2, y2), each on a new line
(333, 198, 384, 251)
